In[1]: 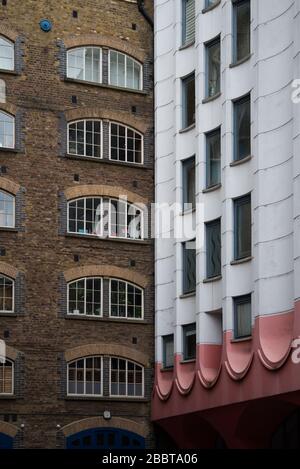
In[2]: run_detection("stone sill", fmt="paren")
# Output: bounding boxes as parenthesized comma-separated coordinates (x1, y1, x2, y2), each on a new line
(180, 208, 196, 216)
(0, 395, 16, 400)
(0, 69, 19, 76)
(65, 154, 151, 170)
(231, 336, 252, 344)
(0, 313, 18, 317)
(64, 233, 152, 245)
(230, 155, 252, 167)
(180, 359, 196, 364)
(179, 40, 195, 51)
(65, 315, 149, 325)
(64, 77, 148, 96)
(202, 0, 221, 14)
(203, 275, 222, 284)
(202, 183, 221, 194)
(0, 227, 18, 233)
(202, 91, 221, 104)
(231, 256, 253, 266)
(179, 123, 196, 134)
(65, 396, 149, 403)
(160, 367, 173, 373)
(229, 53, 252, 69)
(0, 147, 20, 154)
(180, 291, 196, 299)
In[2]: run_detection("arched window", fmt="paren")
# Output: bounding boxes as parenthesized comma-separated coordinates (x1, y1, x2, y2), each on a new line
(68, 356, 103, 396)
(110, 123, 143, 164)
(110, 279, 143, 319)
(68, 120, 102, 158)
(110, 358, 144, 397)
(0, 275, 14, 313)
(109, 51, 142, 90)
(67, 197, 143, 240)
(0, 359, 14, 395)
(68, 277, 102, 316)
(0, 36, 14, 71)
(67, 47, 102, 83)
(0, 111, 14, 149)
(0, 190, 15, 228)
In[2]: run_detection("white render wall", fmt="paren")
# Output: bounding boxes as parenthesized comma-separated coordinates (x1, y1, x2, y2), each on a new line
(155, 0, 300, 361)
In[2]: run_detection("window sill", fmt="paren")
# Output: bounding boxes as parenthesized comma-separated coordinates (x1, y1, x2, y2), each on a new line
(0, 147, 20, 154)
(65, 396, 149, 403)
(179, 40, 195, 51)
(231, 336, 252, 344)
(0, 312, 18, 317)
(203, 275, 222, 284)
(229, 53, 252, 69)
(202, 183, 221, 194)
(0, 227, 18, 233)
(202, 92, 221, 104)
(160, 366, 174, 373)
(230, 155, 252, 167)
(179, 123, 196, 134)
(179, 291, 196, 299)
(64, 233, 151, 245)
(180, 207, 196, 216)
(180, 359, 196, 364)
(64, 77, 147, 95)
(0, 69, 19, 76)
(0, 395, 16, 400)
(202, 0, 221, 14)
(65, 315, 148, 325)
(231, 256, 253, 266)
(65, 154, 150, 170)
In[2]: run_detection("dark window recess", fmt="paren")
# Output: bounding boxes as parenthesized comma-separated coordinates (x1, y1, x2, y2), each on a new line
(233, 0, 251, 63)
(72, 95, 77, 104)
(132, 337, 137, 344)
(183, 323, 196, 360)
(182, 239, 196, 294)
(132, 23, 137, 30)
(182, 73, 195, 129)
(72, 10, 78, 18)
(163, 334, 174, 368)
(206, 218, 221, 278)
(74, 174, 80, 182)
(234, 94, 251, 161)
(0, 166, 7, 174)
(131, 106, 137, 113)
(3, 330, 9, 339)
(2, 0, 7, 5)
(206, 37, 221, 98)
(182, 156, 195, 210)
(234, 294, 252, 339)
(234, 194, 251, 260)
(74, 254, 80, 262)
(206, 128, 221, 188)
(129, 260, 136, 267)
(0, 248, 6, 256)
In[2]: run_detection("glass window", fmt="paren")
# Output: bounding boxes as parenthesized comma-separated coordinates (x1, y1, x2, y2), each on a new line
(182, 156, 195, 210)
(206, 37, 220, 98)
(0, 275, 14, 313)
(0, 111, 14, 149)
(162, 334, 174, 368)
(110, 123, 143, 164)
(68, 357, 102, 396)
(0, 359, 13, 395)
(109, 51, 142, 90)
(234, 94, 251, 161)
(68, 277, 102, 316)
(68, 120, 102, 158)
(110, 279, 143, 319)
(0, 36, 14, 71)
(67, 47, 101, 83)
(110, 358, 144, 397)
(182, 73, 195, 129)
(183, 323, 196, 360)
(234, 294, 252, 339)
(182, 239, 196, 294)
(206, 127, 221, 188)
(182, 0, 195, 45)
(233, 0, 251, 63)
(0, 190, 14, 228)
(234, 194, 251, 260)
(206, 218, 221, 279)
(205, 0, 219, 9)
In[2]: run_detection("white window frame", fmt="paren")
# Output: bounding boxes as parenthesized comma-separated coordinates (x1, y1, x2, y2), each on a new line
(67, 119, 103, 159)
(0, 275, 14, 313)
(108, 279, 144, 320)
(66, 47, 102, 83)
(0, 358, 14, 395)
(0, 111, 15, 149)
(108, 50, 143, 91)
(109, 122, 144, 164)
(67, 197, 144, 240)
(0, 36, 14, 71)
(0, 189, 15, 228)
(67, 356, 103, 397)
(109, 357, 144, 398)
(67, 277, 103, 317)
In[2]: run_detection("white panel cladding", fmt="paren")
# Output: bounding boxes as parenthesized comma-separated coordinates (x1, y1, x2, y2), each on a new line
(155, 0, 299, 361)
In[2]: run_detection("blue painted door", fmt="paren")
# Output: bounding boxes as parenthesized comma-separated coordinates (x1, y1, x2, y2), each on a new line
(67, 427, 145, 449)
(0, 433, 13, 449)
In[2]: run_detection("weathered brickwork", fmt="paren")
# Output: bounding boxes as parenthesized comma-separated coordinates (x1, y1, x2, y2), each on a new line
(0, 0, 153, 449)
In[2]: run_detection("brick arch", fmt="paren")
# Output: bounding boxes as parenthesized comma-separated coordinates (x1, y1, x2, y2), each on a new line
(64, 184, 148, 206)
(63, 265, 149, 288)
(0, 421, 18, 438)
(0, 177, 20, 196)
(61, 416, 148, 438)
(0, 102, 17, 117)
(0, 261, 19, 280)
(65, 344, 149, 367)
(5, 345, 20, 362)
(63, 34, 145, 63)
(0, 24, 18, 42)
(65, 108, 148, 135)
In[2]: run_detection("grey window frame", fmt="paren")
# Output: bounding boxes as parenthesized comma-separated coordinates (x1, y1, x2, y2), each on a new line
(205, 36, 221, 98)
(182, 72, 195, 129)
(162, 334, 174, 369)
(233, 93, 251, 161)
(182, 156, 196, 211)
(232, 0, 251, 64)
(234, 294, 252, 339)
(182, 239, 196, 294)
(206, 127, 221, 188)
(234, 194, 251, 261)
(182, 323, 196, 361)
(206, 218, 221, 279)
(182, 0, 195, 46)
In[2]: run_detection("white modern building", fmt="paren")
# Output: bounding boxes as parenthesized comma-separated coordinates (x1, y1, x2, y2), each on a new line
(152, 0, 300, 449)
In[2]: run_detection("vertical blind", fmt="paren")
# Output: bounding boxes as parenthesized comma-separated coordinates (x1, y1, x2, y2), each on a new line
(183, 0, 195, 45)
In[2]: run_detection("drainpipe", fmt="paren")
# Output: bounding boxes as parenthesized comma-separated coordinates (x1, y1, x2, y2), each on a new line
(137, 0, 154, 29)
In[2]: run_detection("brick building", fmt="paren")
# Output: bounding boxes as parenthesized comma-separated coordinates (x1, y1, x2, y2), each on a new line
(0, 0, 154, 449)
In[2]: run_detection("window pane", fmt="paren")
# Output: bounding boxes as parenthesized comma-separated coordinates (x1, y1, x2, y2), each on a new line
(0, 37, 14, 71)
(206, 219, 221, 279)
(182, 240, 196, 294)
(0, 112, 14, 149)
(182, 157, 195, 210)
(183, 324, 196, 360)
(0, 276, 13, 312)
(206, 128, 221, 187)
(0, 190, 14, 227)
(163, 335, 174, 368)
(235, 195, 251, 260)
(183, 0, 195, 45)
(182, 74, 195, 128)
(234, 95, 251, 161)
(235, 295, 252, 338)
(235, 0, 251, 62)
(67, 48, 84, 80)
(207, 38, 220, 97)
